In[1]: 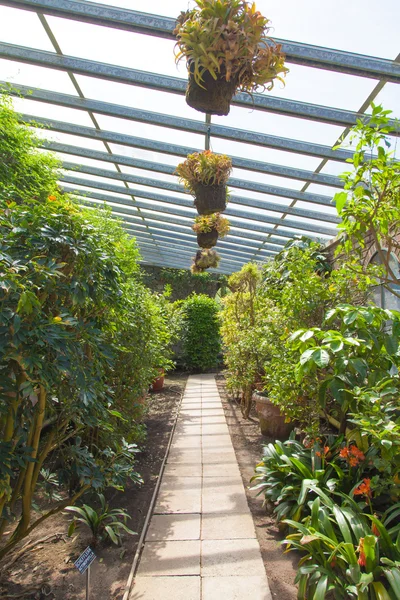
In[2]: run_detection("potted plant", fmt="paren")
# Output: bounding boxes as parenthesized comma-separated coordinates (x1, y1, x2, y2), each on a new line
(174, 0, 288, 115)
(191, 248, 221, 273)
(150, 367, 165, 392)
(253, 390, 293, 440)
(192, 213, 230, 248)
(175, 150, 232, 215)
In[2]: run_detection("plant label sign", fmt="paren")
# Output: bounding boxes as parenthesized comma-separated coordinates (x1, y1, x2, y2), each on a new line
(74, 546, 96, 574)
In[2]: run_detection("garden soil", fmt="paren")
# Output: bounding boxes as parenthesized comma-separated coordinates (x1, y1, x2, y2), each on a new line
(0, 373, 187, 600)
(216, 374, 298, 600)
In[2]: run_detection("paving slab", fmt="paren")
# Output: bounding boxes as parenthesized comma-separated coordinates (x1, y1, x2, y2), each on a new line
(201, 539, 266, 577)
(202, 576, 272, 600)
(154, 476, 201, 514)
(130, 374, 271, 600)
(146, 514, 201, 541)
(201, 512, 256, 540)
(131, 576, 200, 600)
(137, 540, 201, 576)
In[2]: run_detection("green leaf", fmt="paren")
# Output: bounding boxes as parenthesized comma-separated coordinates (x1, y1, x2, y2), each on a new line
(105, 525, 119, 545)
(311, 348, 330, 368)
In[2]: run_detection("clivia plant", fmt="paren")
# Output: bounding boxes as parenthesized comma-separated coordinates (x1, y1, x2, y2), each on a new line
(174, 0, 288, 115)
(66, 493, 135, 546)
(192, 213, 230, 248)
(176, 150, 232, 215)
(191, 248, 221, 273)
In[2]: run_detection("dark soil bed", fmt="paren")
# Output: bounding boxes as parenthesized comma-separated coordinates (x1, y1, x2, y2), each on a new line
(216, 373, 298, 600)
(0, 373, 187, 600)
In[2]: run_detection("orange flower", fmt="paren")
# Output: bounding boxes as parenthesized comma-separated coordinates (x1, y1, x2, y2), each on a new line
(339, 445, 365, 467)
(371, 521, 380, 537)
(354, 478, 372, 498)
(357, 538, 366, 567)
(48, 195, 57, 201)
(316, 451, 322, 457)
(324, 446, 330, 456)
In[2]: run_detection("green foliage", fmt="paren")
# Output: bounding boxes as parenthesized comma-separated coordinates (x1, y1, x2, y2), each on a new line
(333, 104, 400, 298)
(180, 294, 221, 372)
(289, 304, 400, 434)
(220, 263, 281, 417)
(283, 490, 400, 599)
(0, 90, 61, 204)
(66, 493, 135, 546)
(175, 150, 232, 191)
(174, 0, 288, 93)
(0, 94, 176, 558)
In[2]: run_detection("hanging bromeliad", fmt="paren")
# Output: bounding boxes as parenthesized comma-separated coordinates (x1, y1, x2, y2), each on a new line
(175, 150, 232, 272)
(174, 0, 288, 116)
(192, 213, 230, 248)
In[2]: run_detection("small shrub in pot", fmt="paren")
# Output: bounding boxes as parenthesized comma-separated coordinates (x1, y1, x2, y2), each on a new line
(192, 213, 230, 248)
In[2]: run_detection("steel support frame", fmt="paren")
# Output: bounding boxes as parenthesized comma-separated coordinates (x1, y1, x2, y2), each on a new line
(45, 140, 342, 189)
(20, 111, 353, 163)
(83, 200, 288, 249)
(77, 191, 322, 243)
(59, 159, 336, 210)
(62, 175, 338, 236)
(1, 1, 399, 83)
(123, 227, 274, 260)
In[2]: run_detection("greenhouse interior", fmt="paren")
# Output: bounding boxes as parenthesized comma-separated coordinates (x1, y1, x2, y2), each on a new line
(0, 0, 399, 598)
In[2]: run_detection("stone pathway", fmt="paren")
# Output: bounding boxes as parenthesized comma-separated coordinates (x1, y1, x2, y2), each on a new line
(130, 374, 272, 600)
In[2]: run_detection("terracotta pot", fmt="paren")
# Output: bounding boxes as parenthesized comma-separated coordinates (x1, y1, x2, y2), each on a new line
(197, 230, 218, 248)
(151, 368, 165, 392)
(253, 392, 293, 440)
(193, 183, 227, 215)
(186, 67, 237, 116)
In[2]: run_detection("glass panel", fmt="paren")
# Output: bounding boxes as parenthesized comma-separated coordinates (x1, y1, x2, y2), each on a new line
(0, 6, 54, 51)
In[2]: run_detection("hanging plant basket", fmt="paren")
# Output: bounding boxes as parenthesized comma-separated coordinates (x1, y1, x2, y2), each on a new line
(193, 183, 227, 215)
(197, 230, 218, 248)
(186, 63, 237, 116)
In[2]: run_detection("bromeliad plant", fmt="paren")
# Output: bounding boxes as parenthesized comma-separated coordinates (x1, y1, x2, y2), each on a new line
(176, 151, 232, 216)
(174, 0, 288, 115)
(192, 213, 230, 248)
(191, 248, 221, 273)
(66, 493, 135, 546)
(283, 488, 400, 599)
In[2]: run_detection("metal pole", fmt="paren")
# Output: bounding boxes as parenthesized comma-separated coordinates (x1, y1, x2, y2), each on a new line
(86, 566, 90, 600)
(205, 114, 211, 150)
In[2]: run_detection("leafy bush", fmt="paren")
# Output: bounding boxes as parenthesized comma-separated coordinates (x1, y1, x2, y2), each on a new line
(0, 94, 176, 559)
(220, 263, 281, 417)
(333, 105, 400, 298)
(180, 294, 221, 372)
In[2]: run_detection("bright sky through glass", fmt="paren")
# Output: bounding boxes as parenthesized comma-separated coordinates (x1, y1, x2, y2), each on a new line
(0, 0, 399, 272)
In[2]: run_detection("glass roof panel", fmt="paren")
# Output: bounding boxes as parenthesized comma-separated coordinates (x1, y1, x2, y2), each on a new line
(12, 96, 96, 128)
(0, 6, 54, 51)
(0, 60, 78, 94)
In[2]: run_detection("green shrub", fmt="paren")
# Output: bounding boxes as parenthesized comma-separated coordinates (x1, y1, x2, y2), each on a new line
(0, 93, 176, 559)
(180, 294, 221, 372)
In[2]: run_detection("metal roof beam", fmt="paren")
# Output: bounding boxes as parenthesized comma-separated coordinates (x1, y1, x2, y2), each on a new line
(83, 201, 287, 248)
(45, 140, 342, 189)
(60, 160, 336, 208)
(5, 83, 392, 148)
(2, 1, 399, 83)
(63, 176, 337, 237)
(125, 227, 276, 257)
(60, 173, 338, 224)
(21, 111, 353, 162)
(124, 228, 273, 260)
(74, 190, 323, 242)
(2, 43, 394, 134)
